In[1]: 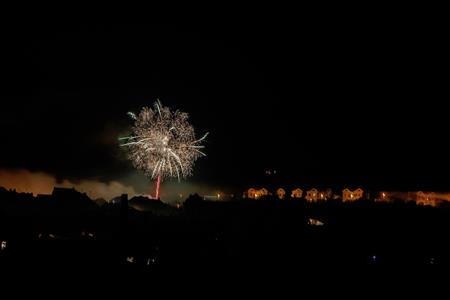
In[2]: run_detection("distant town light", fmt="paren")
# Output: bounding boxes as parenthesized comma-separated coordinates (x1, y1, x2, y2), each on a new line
(308, 218, 324, 226)
(126, 257, 135, 264)
(147, 258, 156, 266)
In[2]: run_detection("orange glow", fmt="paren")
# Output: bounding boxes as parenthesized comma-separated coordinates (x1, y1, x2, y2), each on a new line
(0, 169, 137, 200)
(0, 169, 55, 195)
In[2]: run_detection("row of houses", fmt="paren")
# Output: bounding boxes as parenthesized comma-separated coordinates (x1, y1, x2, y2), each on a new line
(244, 188, 365, 202)
(377, 191, 440, 207)
(244, 188, 443, 207)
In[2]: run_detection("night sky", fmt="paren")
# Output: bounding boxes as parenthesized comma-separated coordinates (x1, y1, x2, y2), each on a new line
(1, 14, 448, 195)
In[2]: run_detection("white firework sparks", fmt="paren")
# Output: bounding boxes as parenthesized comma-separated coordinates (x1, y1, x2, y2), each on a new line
(120, 100, 208, 182)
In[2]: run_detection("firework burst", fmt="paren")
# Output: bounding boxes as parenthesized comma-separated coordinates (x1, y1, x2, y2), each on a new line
(120, 100, 208, 198)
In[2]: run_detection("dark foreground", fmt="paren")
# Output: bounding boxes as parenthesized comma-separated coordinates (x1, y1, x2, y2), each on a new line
(2, 197, 450, 280)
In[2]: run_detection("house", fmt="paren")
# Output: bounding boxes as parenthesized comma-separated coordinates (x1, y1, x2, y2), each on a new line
(376, 191, 390, 201)
(259, 188, 269, 197)
(416, 191, 437, 207)
(343, 188, 364, 202)
(245, 188, 270, 199)
(246, 188, 257, 199)
(291, 188, 303, 199)
(354, 188, 364, 199)
(277, 188, 286, 199)
(305, 188, 319, 202)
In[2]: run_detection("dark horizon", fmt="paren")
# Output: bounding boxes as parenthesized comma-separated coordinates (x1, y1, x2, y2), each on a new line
(1, 15, 448, 194)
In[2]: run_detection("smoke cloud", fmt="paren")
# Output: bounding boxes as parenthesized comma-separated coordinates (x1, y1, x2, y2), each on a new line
(0, 169, 225, 203)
